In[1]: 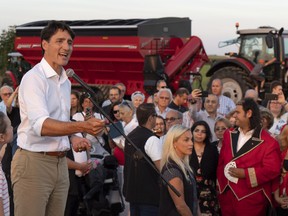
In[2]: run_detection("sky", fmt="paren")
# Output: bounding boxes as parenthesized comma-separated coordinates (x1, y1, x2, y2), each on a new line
(1, 0, 288, 55)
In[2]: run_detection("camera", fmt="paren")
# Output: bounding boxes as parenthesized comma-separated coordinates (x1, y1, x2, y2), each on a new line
(265, 93, 278, 101)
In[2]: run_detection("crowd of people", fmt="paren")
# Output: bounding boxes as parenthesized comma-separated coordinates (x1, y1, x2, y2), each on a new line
(0, 20, 288, 216)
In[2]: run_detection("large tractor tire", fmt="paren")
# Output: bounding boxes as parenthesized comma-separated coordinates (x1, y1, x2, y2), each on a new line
(207, 66, 254, 103)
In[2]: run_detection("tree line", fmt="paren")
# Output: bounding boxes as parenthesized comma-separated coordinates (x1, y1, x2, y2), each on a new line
(0, 26, 16, 76)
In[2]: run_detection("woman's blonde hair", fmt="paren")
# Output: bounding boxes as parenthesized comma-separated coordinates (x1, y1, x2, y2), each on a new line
(161, 125, 193, 180)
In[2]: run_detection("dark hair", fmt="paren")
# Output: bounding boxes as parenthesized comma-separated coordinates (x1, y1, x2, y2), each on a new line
(191, 120, 212, 145)
(270, 80, 282, 92)
(70, 90, 81, 113)
(79, 92, 93, 112)
(110, 101, 122, 121)
(175, 87, 189, 97)
(40, 20, 75, 54)
(136, 103, 156, 126)
(109, 86, 121, 95)
(0, 112, 7, 134)
(156, 115, 167, 134)
(237, 98, 261, 130)
(156, 80, 167, 88)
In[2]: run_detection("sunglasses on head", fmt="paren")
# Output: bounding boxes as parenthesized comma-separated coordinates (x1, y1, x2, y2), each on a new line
(121, 101, 132, 110)
(133, 91, 144, 96)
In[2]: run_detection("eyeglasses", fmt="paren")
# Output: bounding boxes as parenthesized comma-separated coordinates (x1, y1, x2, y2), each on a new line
(113, 110, 119, 114)
(215, 127, 227, 132)
(159, 96, 170, 100)
(194, 129, 206, 134)
(165, 117, 180, 122)
(2, 93, 12, 96)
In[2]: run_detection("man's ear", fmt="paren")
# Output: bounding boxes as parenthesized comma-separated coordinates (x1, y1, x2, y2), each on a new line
(247, 109, 252, 118)
(42, 40, 48, 52)
(0, 133, 4, 143)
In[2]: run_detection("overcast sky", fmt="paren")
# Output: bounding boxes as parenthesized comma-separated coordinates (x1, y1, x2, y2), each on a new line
(1, 0, 287, 55)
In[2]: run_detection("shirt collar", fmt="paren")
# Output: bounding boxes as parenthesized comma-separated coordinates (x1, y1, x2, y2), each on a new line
(41, 58, 68, 83)
(238, 127, 254, 136)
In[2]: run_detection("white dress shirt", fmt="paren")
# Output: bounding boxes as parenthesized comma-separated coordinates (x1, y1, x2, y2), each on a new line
(17, 58, 71, 152)
(155, 106, 171, 119)
(237, 128, 254, 152)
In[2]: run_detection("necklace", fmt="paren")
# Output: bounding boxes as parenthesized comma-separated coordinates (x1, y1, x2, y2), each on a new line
(197, 152, 203, 158)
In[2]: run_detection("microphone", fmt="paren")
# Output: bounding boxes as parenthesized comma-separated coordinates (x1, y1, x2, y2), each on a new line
(66, 68, 95, 96)
(66, 69, 181, 197)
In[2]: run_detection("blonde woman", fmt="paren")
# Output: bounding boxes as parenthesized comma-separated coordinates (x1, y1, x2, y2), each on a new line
(159, 125, 200, 216)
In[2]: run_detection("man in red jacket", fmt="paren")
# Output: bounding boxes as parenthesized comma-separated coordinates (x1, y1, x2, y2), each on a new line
(217, 98, 281, 216)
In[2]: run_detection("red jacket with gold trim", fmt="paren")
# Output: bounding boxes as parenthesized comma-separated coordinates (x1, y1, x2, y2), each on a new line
(217, 127, 281, 203)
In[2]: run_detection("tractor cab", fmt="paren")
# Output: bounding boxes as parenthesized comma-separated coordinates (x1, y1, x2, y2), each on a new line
(207, 25, 288, 103)
(238, 27, 276, 64)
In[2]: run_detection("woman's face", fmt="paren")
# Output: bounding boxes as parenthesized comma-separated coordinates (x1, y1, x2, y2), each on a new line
(174, 130, 193, 159)
(112, 105, 121, 121)
(0, 116, 13, 145)
(261, 117, 269, 130)
(82, 98, 93, 112)
(269, 100, 282, 114)
(132, 96, 144, 108)
(214, 121, 227, 140)
(154, 117, 165, 136)
(119, 106, 133, 124)
(70, 94, 78, 108)
(192, 125, 207, 143)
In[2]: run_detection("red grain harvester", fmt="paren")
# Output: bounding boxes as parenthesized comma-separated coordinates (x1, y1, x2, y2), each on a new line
(11, 17, 209, 98)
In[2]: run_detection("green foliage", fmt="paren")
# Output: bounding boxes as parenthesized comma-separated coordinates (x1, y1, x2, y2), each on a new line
(0, 26, 16, 75)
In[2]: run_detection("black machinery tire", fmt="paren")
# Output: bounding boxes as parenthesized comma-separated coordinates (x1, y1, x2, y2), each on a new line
(207, 66, 254, 103)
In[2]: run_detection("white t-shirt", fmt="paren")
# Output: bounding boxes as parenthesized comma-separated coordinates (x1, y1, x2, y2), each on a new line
(144, 136, 162, 162)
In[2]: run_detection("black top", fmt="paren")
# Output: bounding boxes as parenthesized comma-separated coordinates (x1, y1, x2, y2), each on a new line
(159, 160, 198, 215)
(123, 126, 160, 206)
(168, 101, 188, 113)
(189, 144, 219, 181)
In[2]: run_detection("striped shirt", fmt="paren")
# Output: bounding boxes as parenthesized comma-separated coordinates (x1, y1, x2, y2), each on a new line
(218, 95, 236, 116)
(0, 165, 9, 216)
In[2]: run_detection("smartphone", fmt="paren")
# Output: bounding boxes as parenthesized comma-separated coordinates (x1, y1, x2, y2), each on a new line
(85, 107, 93, 120)
(201, 91, 209, 97)
(265, 93, 278, 101)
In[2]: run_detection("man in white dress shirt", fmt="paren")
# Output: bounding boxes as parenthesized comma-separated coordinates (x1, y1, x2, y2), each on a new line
(11, 21, 105, 216)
